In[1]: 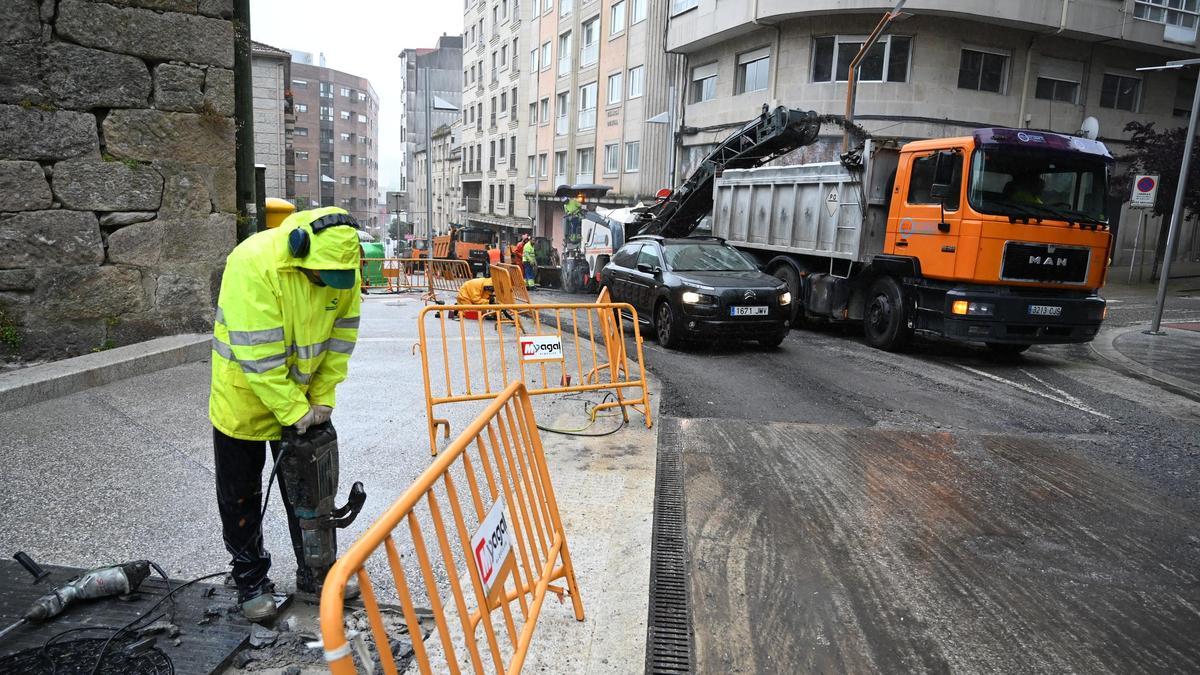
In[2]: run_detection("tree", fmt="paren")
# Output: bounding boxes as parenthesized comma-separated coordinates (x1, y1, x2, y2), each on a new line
(1117, 121, 1200, 278)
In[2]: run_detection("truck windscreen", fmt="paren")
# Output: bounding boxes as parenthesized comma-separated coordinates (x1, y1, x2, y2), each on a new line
(459, 230, 493, 244)
(968, 149, 1108, 226)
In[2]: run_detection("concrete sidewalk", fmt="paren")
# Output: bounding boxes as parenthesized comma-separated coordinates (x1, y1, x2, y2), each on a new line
(0, 294, 658, 673)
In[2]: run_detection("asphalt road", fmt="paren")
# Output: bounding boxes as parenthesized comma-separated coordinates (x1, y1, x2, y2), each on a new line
(541, 283, 1200, 673)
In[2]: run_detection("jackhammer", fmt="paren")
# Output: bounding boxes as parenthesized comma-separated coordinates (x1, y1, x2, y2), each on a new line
(277, 421, 366, 593)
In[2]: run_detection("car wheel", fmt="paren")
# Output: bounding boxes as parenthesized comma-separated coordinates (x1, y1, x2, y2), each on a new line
(655, 300, 682, 349)
(863, 276, 912, 352)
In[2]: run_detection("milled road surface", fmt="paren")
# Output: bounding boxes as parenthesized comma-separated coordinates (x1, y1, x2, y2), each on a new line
(542, 284, 1200, 673)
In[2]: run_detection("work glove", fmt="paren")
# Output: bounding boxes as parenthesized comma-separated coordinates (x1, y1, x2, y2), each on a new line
(293, 407, 318, 435)
(311, 405, 333, 425)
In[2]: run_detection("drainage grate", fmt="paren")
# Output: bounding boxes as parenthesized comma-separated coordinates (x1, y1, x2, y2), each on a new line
(645, 418, 694, 674)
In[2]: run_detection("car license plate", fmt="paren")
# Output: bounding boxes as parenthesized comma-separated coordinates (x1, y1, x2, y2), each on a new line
(731, 306, 768, 317)
(1028, 304, 1063, 317)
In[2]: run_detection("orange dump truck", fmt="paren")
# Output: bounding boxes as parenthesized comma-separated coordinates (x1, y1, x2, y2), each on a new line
(432, 226, 494, 276)
(713, 128, 1113, 354)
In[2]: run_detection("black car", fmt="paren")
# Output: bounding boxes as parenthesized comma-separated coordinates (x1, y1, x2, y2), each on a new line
(601, 236, 792, 348)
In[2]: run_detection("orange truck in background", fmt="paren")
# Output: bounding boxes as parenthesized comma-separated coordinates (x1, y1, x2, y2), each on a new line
(432, 226, 494, 276)
(713, 128, 1112, 354)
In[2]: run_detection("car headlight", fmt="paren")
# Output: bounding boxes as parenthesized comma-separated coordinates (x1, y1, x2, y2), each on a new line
(780, 291, 792, 306)
(682, 291, 716, 305)
(682, 291, 701, 304)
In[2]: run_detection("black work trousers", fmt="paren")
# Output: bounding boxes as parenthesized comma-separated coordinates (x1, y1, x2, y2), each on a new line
(212, 427, 306, 602)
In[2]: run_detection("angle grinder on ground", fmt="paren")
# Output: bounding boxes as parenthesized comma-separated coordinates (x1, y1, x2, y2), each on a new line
(278, 421, 366, 594)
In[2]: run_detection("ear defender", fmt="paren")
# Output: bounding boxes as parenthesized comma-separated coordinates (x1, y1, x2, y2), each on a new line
(288, 227, 311, 258)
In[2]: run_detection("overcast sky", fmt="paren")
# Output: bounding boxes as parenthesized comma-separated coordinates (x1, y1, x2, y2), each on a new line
(250, 0, 463, 199)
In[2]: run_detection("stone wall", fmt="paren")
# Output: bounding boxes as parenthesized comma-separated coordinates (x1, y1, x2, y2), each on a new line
(0, 0, 237, 360)
(251, 51, 285, 199)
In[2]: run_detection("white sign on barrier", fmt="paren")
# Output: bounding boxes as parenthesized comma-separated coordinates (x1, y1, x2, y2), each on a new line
(471, 498, 514, 598)
(519, 335, 564, 361)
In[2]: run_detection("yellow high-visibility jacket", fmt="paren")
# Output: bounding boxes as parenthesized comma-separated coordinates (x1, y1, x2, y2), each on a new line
(455, 276, 495, 306)
(209, 207, 362, 440)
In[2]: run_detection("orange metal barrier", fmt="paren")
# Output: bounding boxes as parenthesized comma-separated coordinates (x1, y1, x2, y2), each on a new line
(320, 381, 584, 674)
(488, 263, 530, 305)
(418, 301, 652, 454)
(363, 258, 474, 297)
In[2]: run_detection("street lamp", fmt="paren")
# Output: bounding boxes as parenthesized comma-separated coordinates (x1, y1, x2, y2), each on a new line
(422, 66, 459, 264)
(1136, 57, 1200, 334)
(843, 0, 909, 150)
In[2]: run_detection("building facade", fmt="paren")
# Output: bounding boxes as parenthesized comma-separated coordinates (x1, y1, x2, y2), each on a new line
(666, 0, 1200, 265)
(412, 122, 464, 235)
(400, 35, 464, 238)
(251, 41, 293, 201)
(288, 58, 381, 229)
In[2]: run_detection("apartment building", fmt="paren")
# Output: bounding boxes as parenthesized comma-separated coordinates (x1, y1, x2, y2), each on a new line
(288, 58, 381, 229)
(251, 41, 293, 201)
(666, 0, 1200, 264)
(400, 35, 464, 237)
(412, 122, 464, 235)
(458, 0, 677, 249)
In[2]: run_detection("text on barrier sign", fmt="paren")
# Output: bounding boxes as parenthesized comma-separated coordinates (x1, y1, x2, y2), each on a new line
(471, 498, 515, 598)
(519, 334, 564, 362)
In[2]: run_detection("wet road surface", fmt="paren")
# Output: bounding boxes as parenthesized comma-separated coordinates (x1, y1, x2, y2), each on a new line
(638, 314, 1200, 673)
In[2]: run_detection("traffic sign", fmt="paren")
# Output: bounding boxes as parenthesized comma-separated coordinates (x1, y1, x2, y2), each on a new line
(1131, 174, 1159, 208)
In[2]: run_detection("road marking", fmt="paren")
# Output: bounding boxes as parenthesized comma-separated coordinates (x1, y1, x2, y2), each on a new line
(958, 365, 1112, 419)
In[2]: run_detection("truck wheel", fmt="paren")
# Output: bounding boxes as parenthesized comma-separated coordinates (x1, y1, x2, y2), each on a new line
(771, 265, 802, 326)
(655, 300, 682, 349)
(986, 343, 1030, 357)
(562, 260, 580, 293)
(863, 276, 912, 352)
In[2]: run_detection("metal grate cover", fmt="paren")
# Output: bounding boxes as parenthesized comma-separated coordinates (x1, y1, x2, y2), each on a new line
(645, 418, 694, 674)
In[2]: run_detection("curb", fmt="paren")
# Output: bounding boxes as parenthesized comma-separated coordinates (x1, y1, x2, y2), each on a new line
(1089, 323, 1200, 400)
(0, 334, 211, 411)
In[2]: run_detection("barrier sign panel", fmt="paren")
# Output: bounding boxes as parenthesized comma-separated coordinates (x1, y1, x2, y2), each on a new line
(471, 498, 515, 598)
(519, 335, 564, 361)
(1131, 174, 1159, 208)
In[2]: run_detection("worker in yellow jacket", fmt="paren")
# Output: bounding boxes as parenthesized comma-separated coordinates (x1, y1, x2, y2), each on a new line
(209, 207, 361, 622)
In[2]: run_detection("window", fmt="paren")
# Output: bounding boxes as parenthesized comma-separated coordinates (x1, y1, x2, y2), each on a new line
(340, 176, 351, 185)
(958, 48, 1009, 94)
(612, 243, 641, 268)
(320, 82, 332, 98)
(581, 17, 599, 66)
(556, 91, 569, 135)
(1134, 0, 1199, 28)
(1035, 77, 1080, 104)
(538, 153, 548, 177)
(1101, 73, 1142, 111)
(340, 87, 351, 97)
(627, 65, 644, 98)
(636, 243, 660, 269)
(541, 42, 551, 71)
(624, 141, 640, 172)
(578, 82, 597, 129)
(631, 0, 646, 23)
(540, 97, 550, 123)
(611, 1, 626, 36)
(510, 134, 516, 164)
(295, 173, 309, 182)
(576, 147, 594, 180)
(607, 72, 623, 104)
(736, 48, 770, 94)
(691, 62, 717, 102)
(340, 154, 351, 164)
(604, 142, 620, 174)
(500, 91, 508, 115)
(499, 137, 506, 162)
(531, 48, 539, 71)
(357, 92, 367, 102)
(907, 152, 961, 210)
(295, 103, 308, 113)
(558, 32, 572, 75)
(560, 0, 572, 16)
(295, 127, 308, 136)
(295, 150, 309, 160)
(812, 35, 910, 83)
(292, 79, 308, 88)
(340, 110, 351, 120)
(529, 155, 537, 177)
(340, 132, 351, 141)
(511, 87, 518, 117)
(542, 0, 552, 13)
(554, 150, 567, 180)
(529, 102, 538, 124)
(358, 114, 368, 123)
(1175, 77, 1195, 117)
(670, 0, 698, 16)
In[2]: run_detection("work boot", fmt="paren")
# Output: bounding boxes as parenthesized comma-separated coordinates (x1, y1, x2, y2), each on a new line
(241, 593, 277, 623)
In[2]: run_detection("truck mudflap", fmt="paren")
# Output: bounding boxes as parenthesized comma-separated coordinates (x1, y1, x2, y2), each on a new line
(938, 288, 1106, 345)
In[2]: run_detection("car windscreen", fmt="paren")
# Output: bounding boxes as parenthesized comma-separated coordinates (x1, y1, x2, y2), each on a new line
(663, 243, 756, 272)
(968, 148, 1108, 225)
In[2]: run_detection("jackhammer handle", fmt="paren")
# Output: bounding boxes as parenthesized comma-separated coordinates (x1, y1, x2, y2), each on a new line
(329, 482, 367, 529)
(13, 551, 50, 584)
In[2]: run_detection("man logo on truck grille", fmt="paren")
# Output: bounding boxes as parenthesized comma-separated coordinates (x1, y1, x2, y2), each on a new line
(1029, 256, 1070, 267)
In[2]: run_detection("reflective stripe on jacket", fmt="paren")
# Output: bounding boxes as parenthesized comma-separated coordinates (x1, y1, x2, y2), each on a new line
(209, 208, 362, 440)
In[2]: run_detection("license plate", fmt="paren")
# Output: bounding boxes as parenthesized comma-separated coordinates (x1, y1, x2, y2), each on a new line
(731, 306, 768, 317)
(1028, 305, 1063, 317)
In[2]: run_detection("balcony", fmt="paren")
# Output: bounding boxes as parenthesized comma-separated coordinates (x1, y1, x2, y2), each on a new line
(555, 115, 568, 136)
(580, 42, 598, 68)
(578, 108, 596, 130)
(558, 58, 571, 77)
(554, 173, 566, 186)
(575, 171, 592, 183)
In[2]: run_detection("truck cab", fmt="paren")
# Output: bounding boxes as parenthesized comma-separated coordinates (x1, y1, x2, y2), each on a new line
(883, 129, 1111, 347)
